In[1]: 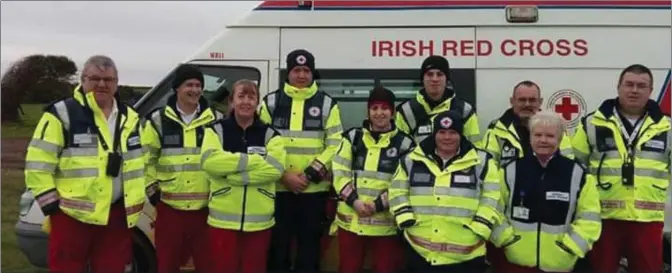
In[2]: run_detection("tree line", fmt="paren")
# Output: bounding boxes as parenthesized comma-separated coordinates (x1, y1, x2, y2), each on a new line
(1, 54, 147, 123)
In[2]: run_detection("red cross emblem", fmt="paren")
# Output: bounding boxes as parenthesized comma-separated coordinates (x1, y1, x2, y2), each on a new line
(440, 117, 452, 128)
(554, 97, 579, 120)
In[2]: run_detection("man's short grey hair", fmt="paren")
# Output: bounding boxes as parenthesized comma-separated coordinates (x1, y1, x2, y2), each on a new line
(80, 55, 118, 81)
(528, 110, 567, 142)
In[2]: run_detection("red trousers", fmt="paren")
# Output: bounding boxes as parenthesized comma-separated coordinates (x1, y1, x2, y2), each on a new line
(49, 202, 131, 273)
(589, 219, 664, 273)
(208, 227, 272, 273)
(155, 201, 209, 273)
(337, 228, 402, 273)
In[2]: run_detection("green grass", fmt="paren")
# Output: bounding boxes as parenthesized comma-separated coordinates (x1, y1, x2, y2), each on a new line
(2, 104, 45, 138)
(1, 169, 44, 272)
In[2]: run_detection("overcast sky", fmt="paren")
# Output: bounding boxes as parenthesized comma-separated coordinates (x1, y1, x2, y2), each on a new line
(1, 1, 261, 86)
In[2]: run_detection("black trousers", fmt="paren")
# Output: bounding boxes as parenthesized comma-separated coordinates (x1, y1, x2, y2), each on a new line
(268, 191, 328, 273)
(404, 238, 488, 273)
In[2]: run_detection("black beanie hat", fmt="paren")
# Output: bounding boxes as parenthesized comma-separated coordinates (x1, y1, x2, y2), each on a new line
(367, 86, 396, 112)
(172, 64, 204, 91)
(287, 49, 316, 74)
(433, 110, 464, 135)
(420, 55, 450, 81)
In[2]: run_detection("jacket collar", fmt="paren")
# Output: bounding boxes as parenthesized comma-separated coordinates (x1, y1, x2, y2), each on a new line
(361, 120, 398, 142)
(418, 133, 473, 162)
(283, 82, 319, 100)
(597, 97, 664, 122)
(166, 93, 210, 116)
(224, 112, 265, 130)
(74, 85, 126, 117)
(418, 87, 455, 109)
(497, 108, 523, 128)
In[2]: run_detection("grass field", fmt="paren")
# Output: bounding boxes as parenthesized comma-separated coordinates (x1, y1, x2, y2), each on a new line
(2, 104, 45, 272)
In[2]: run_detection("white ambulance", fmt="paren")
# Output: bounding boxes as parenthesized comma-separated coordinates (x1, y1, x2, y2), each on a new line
(16, 1, 671, 272)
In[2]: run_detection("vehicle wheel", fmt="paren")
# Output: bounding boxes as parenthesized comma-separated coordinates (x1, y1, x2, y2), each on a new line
(130, 228, 157, 273)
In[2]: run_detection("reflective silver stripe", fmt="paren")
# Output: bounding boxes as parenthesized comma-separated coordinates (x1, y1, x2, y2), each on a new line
(568, 226, 590, 253)
(590, 150, 620, 162)
(161, 147, 201, 156)
(564, 164, 584, 226)
(490, 221, 510, 242)
(266, 155, 284, 173)
(201, 148, 216, 167)
(237, 154, 249, 172)
(474, 150, 488, 181)
(322, 95, 333, 126)
(483, 183, 500, 191)
(214, 123, 224, 146)
(326, 139, 341, 146)
(401, 103, 416, 130)
(332, 170, 352, 178)
(209, 209, 273, 223)
(389, 195, 409, 207)
(54, 101, 70, 129)
(354, 170, 392, 181)
(264, 128, 276, 145)
(122, 169, 144, 181)
(145, 146, 159, 154)
(462, 102, 473, 117)
(504, 163, 516, 216)
(390, 180, 407, 189)
(36, 190, 59, 207)
(29, 139, 62, 154)
(156, 164, 201, 172)
(57, 168, 99, 178)
(61, 148, 98, 157)
(479, 196, 498, 208)
(285, 147, 323, 155)
(413, 206, 475, 218)
(241, 171, 251, 186)
(150, 110, 163, 137)
(123, 149, 143, 160)
(415, 135, 429, 144)
(333, 155, 351, 166)
(325, 125, 341, 136)
(60, 198, 95, 212)
(25, 161, 57, 172)
(403, 156, 413, 174)
(576, 211, 601, 222)
(278, 130, 324, 139)
(410, 186, 479, 199)
(266, 93, 277, 115)
(510, 220, 567, 234)
(574, 150, 589, 165)
(400, 137, 413, 153)
(358, 187, 383, 197)
(639, 150, 668, 161)
(598, 167, 669, 179)
(585, 115, 596, 148)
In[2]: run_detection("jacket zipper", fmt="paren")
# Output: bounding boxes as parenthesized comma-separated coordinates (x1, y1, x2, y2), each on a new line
(240, 128, 249, 231)
(536, 171, 545, 269)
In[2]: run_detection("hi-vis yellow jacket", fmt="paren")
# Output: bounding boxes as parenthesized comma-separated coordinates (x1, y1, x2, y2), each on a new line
(259, 82, 343, 193)
(332, 122, 415, 236)
(490, 155, 602, 272)
(572, 99, 671, 222)
(396, 88, 481, 146)
(25, 86, 146, 227)
(388, 137, 502, 266)
(203, 115, 286, 232)
(483, 109, 574, 167)
(142, 95, 225, 210)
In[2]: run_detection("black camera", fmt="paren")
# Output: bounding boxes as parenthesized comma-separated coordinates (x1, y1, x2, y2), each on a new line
(106, 152, 122, 177)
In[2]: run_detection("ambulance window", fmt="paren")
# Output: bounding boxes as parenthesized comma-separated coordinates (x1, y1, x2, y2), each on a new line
(135, 65, 260, 117)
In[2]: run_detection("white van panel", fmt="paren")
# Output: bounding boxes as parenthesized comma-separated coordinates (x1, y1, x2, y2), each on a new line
(476, 27, 672, 69)
(476, 69, 670, 135)
(190, 28, 280, 62)
(279, 28, 477, 69)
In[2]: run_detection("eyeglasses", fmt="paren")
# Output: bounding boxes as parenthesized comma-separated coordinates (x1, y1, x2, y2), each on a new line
(85, 75, 117, 84)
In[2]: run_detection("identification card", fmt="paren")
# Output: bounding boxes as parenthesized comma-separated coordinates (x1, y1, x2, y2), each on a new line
(513, 206, 530, 220)
(418, 125, 432, 134)
(73, 134, 93, 144)
(247, 146, 267, 155)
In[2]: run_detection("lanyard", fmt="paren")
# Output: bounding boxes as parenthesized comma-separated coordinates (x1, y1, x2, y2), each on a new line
(613, 107, 646, 153)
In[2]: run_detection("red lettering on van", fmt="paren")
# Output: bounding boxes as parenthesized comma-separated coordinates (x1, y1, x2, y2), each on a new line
(209, 52, 225, 59)
(372, 40, 433, 57)
(372, 39, 588, 58)
(498, 39, 589, 57)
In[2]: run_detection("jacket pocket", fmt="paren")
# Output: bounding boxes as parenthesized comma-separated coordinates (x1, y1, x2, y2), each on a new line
(211, 187, 232, 198)
(257, 188, 276, 200)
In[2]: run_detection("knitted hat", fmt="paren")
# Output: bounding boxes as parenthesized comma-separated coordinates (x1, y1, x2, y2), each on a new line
(172, 64, 204, 91)
(433, 110, 464, 135)
(286, 49, 316, 74)
(420, 55, 450, 81)
(367, 86, 396, 112)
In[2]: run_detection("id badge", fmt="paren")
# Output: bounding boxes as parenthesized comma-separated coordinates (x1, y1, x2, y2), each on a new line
(621, 162, 634, 186)
(513, 206, 530, 220)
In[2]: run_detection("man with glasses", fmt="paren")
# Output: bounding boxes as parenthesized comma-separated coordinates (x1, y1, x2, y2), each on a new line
(573, 64, 671, 273)
(24, 55, 147, 273)
(481, 80, 573, 168)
